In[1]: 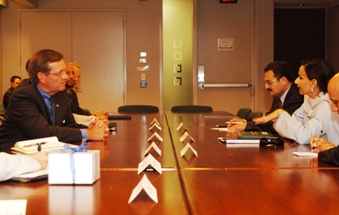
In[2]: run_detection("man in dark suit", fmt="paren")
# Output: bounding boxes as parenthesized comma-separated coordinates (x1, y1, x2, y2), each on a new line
(65, 62, 91, 116)
(2, 75, 22, 109)
(0, 49, 108, 153)
(310, 73, 339, 166)
(228, 61, 304, 133)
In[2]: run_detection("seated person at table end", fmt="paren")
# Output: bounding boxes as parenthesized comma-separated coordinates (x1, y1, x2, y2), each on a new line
(310, 73, 339, 166)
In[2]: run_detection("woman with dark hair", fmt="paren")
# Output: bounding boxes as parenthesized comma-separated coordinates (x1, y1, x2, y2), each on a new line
(254, 59, 339, 144)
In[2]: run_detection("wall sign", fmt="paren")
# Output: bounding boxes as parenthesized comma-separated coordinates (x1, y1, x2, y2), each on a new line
(218, 38, 234, 51)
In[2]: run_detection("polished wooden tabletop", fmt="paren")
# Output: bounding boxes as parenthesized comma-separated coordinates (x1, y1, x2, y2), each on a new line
(2, 111, 339, 215)
(0, 171, 189, 215)
(181, 169, 339, 214)
(169, 125, 338, 169)
(89, 112, 178, 169)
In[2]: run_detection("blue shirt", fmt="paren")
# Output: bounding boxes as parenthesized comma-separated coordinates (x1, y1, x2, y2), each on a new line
(36, 86, 88, 141)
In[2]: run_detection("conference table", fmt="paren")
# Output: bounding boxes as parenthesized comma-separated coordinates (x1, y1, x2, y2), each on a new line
(1, 111, 339, 214)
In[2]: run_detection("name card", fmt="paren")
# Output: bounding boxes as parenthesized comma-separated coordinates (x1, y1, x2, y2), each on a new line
(0, 200, 27, 215)
(150, 118, 160, 126)
(180, 143, 198, 157)
(128, 175, 158, 203)
(138, 154, 162, 174)
(148, 132, 163, 143)
(176, 122, 188, 132)
(144, 141, 162, 156)
(149, 123, 162, 132)
(179, 131, 195, 143)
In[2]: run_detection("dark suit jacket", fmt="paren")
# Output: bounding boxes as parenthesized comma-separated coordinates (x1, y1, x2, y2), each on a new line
(68, 89, 91, 116)
(245, 84, 304, 133)
(0, 80, 86, 153)
(2, 87, 14, 109)
(319, 147, 339, 166)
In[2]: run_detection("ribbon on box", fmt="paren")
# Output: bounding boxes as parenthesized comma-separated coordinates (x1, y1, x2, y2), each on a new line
(62, 142, 92, 184)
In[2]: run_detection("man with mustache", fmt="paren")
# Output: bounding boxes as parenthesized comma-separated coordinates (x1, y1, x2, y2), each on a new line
(228, 61, 304, 133)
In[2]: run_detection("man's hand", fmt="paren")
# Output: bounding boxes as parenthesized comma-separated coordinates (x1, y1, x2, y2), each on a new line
(227, 118, 247, 131)
(253, 109, 285, 124)
(87, 120, 109, 141)
(309, 137, 336, 153)
(28, 152, 48, 170)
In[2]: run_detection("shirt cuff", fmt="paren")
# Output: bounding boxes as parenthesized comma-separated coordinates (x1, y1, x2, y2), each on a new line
(80, 129, 88, 142)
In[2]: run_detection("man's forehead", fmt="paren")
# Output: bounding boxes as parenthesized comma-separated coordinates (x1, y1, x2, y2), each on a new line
(65, 65, 74, 71)
(265, 70, 275, 78)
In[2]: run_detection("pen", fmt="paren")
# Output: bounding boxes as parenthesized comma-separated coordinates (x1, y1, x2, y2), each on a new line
(23, 142, 46, 151)
(311, 130, 323, 152)
(215, 125, 228, 128)
(225, 122, 243, 124)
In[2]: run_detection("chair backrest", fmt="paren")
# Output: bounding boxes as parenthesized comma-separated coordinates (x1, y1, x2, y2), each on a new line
(0, 102, 6, 112)
(246, 111, 263, 121)
(171, 105, 213, 113)
(117, 105, 159, 114)
(236, 108, 252, 119)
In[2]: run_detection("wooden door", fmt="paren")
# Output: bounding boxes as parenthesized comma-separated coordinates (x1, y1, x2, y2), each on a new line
(20, 10, 125, 112)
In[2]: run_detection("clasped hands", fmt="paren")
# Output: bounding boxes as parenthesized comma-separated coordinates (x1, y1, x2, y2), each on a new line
(87, 112, 110, 140)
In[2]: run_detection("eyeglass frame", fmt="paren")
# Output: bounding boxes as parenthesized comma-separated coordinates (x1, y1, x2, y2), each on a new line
(47, 71, 67, 78)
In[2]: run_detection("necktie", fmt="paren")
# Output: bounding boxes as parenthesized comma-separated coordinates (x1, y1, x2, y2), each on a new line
(277, 99, 282, 109)
(50, 97, 56, 126)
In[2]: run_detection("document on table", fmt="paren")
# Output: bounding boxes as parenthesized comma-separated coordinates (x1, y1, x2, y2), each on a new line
(293, 152, 318, 157)
(11, 168, 49, 183)
(293, 144, 318, 157)
(0, 199, 27, 215)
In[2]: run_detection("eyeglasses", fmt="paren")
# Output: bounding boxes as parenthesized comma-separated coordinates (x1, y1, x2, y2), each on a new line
(65, 71, 79, 78)
(48, 71, 67, 78)
(265, 79, 278, 85)
(259, 137, 284, 147)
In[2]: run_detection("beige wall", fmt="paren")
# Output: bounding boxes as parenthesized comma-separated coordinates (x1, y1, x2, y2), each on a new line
(2, 0, 337, 113)
(1, 0, 162, 110)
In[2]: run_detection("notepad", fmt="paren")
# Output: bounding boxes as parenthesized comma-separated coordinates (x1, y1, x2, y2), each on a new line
(11, 169, 49, 183)
(293, 144, 318, 157)
(218, 137, 260, 147)
(11, 136, 66, 154)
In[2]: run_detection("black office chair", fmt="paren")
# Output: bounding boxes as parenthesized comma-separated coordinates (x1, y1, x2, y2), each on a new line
(246, 111, 263, 121)
(0, 102, 6, 121)
(117, 105, 159, 114)
(236, 108, 252, 119)
(0, 102, 5, 111)
(171, 105, 213, 113)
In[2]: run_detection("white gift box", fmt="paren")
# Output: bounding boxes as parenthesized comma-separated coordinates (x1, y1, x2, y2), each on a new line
(48, 150, 100, 184)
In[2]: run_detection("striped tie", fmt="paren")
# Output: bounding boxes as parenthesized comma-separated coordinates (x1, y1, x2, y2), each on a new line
(50, 97, 56, 126)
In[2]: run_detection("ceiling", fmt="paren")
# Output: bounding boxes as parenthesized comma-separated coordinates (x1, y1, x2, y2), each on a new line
(274, 0, 339, 8)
